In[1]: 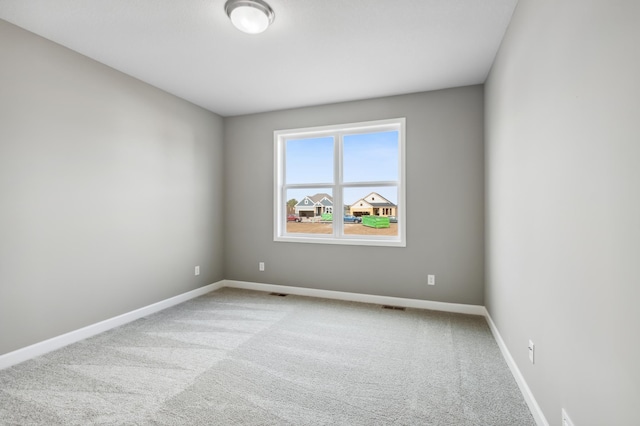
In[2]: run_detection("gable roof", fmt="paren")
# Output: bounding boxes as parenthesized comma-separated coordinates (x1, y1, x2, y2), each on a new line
(295, 193, 333, 209)
(309, 193, 333, 203)
(351, 199, 373, 209)
(350, 192, 396, 208)
(364, 192, 393, 204)
(295, 196, 315, 208)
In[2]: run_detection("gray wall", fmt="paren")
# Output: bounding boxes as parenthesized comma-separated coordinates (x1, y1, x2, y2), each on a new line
(485, 0, 640, 425)
(0, 20, 225, 356)
(224, 87, 485, 304)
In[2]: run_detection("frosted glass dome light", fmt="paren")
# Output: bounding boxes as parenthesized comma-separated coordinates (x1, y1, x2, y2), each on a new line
(225, 0, 275, 35)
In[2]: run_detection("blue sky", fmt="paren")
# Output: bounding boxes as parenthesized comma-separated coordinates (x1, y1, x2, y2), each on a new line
(285, 131, 398, 205)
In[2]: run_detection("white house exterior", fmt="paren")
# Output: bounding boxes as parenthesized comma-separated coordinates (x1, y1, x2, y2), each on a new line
(349, 192, 397, 217)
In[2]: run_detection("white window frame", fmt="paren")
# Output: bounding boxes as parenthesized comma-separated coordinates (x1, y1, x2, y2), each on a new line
(274, 118, 406, 247)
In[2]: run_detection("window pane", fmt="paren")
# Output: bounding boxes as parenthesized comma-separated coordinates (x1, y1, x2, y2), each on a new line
(343, 187, 398, 236)
(275, 118, 404, 247)
(343, 131, 398, 183)
(286, 136, 334, 184)
(285, 189, 333, 235)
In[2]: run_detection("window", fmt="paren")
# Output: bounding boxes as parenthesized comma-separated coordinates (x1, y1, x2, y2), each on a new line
(274, 118, 405, 247)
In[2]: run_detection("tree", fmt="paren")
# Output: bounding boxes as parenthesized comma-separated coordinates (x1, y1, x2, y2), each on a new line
(287, 199, 298, 208)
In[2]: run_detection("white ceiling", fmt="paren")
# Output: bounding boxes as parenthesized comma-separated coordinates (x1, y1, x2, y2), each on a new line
(0, 0, 518, 117)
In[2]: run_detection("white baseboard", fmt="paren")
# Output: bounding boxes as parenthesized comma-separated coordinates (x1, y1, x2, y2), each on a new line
(0, 281, 225, 370)
(484, 309, 549, 426)
(223, 280, 486, 316)
(0, 278, 546, 426)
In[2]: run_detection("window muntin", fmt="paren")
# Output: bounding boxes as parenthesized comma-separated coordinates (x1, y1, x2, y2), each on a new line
(275, 118, 405, 247)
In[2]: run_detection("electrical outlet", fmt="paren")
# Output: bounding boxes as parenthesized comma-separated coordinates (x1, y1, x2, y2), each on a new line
(528, 340, 535, 364)
(194, 266, 200, 276)
(259, 262, 265, 272)
(427, 275, 435, 285)
(562, 409, 575, 426)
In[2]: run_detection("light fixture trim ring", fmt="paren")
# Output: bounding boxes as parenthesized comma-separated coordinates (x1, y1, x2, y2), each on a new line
(225, 0, 275, 29)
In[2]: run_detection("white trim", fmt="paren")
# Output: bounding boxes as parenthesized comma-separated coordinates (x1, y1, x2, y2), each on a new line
(0, 281, 225, 370)
(274, 117, 406, 248)
(223, 280, 485, 316)
(484, 310, 549, 426)
(0, 277, 546, 426)
(274, 117, 405, 139)
(272, 234, 406, 247)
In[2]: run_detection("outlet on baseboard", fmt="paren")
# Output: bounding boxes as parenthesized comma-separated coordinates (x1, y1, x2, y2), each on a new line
(562, 409, 575, 426)
(194, 266, 200, 276)
(259, 262, 265, 272)
(427, 275, 435, 285)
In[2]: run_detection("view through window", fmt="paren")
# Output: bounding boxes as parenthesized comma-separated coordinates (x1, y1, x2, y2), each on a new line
(274, 118, 405, 247)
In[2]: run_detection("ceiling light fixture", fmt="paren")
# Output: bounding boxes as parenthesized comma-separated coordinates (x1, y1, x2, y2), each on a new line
(225, 0, 275, 35)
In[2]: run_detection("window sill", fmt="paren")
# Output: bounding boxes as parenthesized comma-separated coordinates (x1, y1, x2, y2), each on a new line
(274, 235, 406, 247)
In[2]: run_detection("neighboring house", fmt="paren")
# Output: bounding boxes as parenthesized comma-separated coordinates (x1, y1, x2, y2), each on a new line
(350, 192, 397, 217)
(295, 193, 333, 218)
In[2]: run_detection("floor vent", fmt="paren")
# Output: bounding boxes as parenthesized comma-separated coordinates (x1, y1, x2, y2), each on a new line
(269, 293, 288, 297)
(382, 305, 406, 311)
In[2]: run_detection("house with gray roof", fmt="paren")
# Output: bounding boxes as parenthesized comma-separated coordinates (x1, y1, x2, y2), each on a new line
(295, 193, 333, 219)
(349, 192, 397, 218)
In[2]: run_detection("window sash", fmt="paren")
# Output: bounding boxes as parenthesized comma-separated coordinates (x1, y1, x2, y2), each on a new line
(275, 118, 405, 247)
